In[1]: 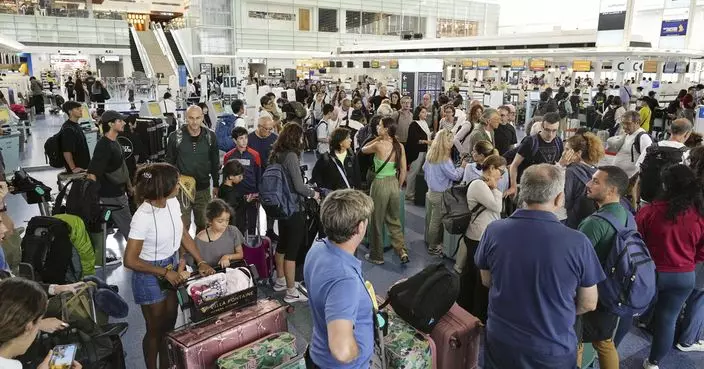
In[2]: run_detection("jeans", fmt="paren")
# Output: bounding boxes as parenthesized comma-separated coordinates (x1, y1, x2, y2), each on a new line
(678, 289, 704, 346)
(649, 271, 695, 364)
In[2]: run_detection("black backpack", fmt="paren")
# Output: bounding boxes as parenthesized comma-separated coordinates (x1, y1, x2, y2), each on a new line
(20, 216, 75, 284)
(379, 263, 459, 333)
(45, 129, 65, 168)
(54, 178, 104, 233)
(639, 143, 686, 202)
(558, 99, 568, 118)
(600, 107, 617, 131)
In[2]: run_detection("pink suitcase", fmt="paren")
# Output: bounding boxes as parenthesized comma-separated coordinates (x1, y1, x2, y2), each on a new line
(167, 298, 288, 369)
(430, 303, 481, 369)
(243, 234, 274, 281)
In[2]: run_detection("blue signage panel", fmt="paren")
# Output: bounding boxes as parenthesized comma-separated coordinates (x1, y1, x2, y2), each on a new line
(178, 65, 187, 88)
(661, 19, 688, 36)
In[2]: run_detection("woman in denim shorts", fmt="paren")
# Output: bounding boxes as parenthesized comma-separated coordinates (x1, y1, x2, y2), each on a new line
(123, 163, 215, 369)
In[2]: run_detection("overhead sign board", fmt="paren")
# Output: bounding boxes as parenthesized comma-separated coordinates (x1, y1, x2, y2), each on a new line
(461, 59, 474, 69)
(663, 61, 676, 73)
(389, 60, 399, 69)
(510, 59, 525, 71)
(400, 72, 415, 102)
(643, 60, 659, 73)
(572, 60, 591, 72)
(476, 60, 490, 70)
(529, 59, 545, 71)
(371, 60, 380, 68)
(615, 60, 643, 73)
(661, 19, 688, 36)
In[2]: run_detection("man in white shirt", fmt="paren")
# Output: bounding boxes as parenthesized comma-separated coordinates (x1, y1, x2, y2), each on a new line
(336, 98, 352, 123)
(317, 104, 335, 157)
(231, 99, 247, 130)
(612, 110, 653, 180)
(161, 92, 177, 115)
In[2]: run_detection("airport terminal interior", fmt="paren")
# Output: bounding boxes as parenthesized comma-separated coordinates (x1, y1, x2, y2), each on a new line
(1, 0, 704, 368)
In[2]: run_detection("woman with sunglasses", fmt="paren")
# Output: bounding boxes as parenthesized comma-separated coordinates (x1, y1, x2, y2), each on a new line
(458, 154, 507, 323)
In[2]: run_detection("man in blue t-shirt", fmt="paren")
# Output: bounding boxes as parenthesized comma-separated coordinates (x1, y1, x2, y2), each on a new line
(247, 115, 279, 240)
(476, 164, 605, 369)
(304, 189, 375, 369)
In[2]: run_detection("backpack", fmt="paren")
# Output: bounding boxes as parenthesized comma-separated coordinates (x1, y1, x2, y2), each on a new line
(45, 130, 66, 168)
(558, 99, 569, 118)
(259, 162, 300, 220)
(592, 211, 656, 317)
(53, 178, 104, 233)
(600, 107, 617, 131)
(441, 180, 485, 235)
(379, 263, 459, 333)
(306, 121, 328, 152)
(215, 114, 237, 152)
(20, 216, 75, 284)
(630, 131, 649, 162)
(639, 143, 686, 202)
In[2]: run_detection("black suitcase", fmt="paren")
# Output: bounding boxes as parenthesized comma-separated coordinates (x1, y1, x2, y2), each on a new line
(135, 118, 168, 161)
(414, 171, 428, 207)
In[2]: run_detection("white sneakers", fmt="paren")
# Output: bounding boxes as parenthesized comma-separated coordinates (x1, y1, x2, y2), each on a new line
(643, 358, 659, 369)
(676, 341, 704, 352)
(272, 277, 308, 303)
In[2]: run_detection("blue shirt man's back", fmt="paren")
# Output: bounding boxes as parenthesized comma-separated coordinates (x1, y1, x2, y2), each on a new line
(304, 239, 374, 369)
(475, 209, 605, 357)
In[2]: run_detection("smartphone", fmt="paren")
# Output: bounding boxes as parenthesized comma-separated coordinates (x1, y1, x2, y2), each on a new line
(49, 344, 78, 369)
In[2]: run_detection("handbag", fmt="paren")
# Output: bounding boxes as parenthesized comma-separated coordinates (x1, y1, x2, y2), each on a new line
(178, 174, 196, 204)
(104, 161, 129, 185)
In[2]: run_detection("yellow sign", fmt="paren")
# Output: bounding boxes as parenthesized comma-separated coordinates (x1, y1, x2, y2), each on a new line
(461, 59, 474, 68)
(389, 60, 399, 69)
(477, 60, 490, 70)
(371, 60, 380, 68)
(643, 60, 658, 73)
(81, 104, 91, 120)
(529, 59, 546, 71)
(211, 101, 224, 114)
(0, 107, 9, 122)
(148, 102, 161, 117)
(511, 59, 525, 70)
(572, 60, 591, 72)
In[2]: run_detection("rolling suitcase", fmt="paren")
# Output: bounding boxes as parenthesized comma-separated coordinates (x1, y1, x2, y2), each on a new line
(243, 222, 275, 283)
(430, 303, 481, 369)
(135, 118, 167, 161)
(275, 356, 306, 369)
(216, 332, 297, 369)
(414, 172, 428, 207)
(380, 299, 438, 369)
(167, 298, 288, 369)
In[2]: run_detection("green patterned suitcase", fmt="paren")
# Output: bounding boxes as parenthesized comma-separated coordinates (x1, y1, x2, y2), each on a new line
(380, 305, 437, 369)
(273, 356, 306, 369)
(216, 332, 297, 369)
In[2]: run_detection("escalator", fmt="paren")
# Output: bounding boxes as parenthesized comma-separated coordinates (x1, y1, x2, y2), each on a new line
(165, 30, 185, 68)
(128, 29, 145, 73)
(136, 30, 174, 83)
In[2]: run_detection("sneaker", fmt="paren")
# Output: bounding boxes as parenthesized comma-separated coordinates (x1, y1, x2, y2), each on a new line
(105, 256, 122, 266)
(272, 278, 287, 292)
(427, 246, 443, 256)
(364, 253, 384, 265)
(643, 358, 659, 369)
(399, 252, 409, 264)
(284, 290, 308, 303)
(266, 230, 280, 243)
(676, 342, 704, 352)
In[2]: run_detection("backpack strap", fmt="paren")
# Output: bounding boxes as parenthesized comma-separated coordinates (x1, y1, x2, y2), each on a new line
(592, 210, 634, 233)
(52, 178, 76, 215)
(631, 131, 646, 162)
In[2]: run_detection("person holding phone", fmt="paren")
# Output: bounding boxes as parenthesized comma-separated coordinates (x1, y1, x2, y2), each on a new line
(123, 163, 215, 369)
(0, 277, 82, 369)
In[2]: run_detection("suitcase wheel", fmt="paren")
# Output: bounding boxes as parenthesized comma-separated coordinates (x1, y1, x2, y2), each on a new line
(286, 305, 295, 314)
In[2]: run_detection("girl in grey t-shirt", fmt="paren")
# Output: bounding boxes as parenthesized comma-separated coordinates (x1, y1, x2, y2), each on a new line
(190, 199, 245, 268)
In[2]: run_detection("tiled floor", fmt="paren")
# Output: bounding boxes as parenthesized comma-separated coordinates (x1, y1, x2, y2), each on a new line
(5, 111, 703, 369)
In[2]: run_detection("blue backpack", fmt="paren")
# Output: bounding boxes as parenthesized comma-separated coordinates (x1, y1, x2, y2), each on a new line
(259, 163, 300, 219)
(593, 211, 656, 317)
(215, 114, 237, 152)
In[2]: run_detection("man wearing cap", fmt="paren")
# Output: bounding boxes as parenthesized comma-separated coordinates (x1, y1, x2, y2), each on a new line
(60, 101, 90, 174)
(87, 110, 133, 242)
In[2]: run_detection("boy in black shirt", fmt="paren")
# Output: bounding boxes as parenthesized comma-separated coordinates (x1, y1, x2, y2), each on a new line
(506, 112, 564, 198)
(65, 76, 75, 101)
(218, 160, 249, 234)
(59, 101, 90, 173)
(87, 110, 133, 244)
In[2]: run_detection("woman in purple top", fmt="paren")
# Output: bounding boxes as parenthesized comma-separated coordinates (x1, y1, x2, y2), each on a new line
(423, 129, 467, 255)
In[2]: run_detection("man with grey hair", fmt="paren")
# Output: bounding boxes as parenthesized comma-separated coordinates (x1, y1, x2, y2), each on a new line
(612, 110, 653, 180)
(304, 189, 376, 368)
(466, 108, 500, 155)
(475, 163, 605, 369)
(248, 114, 280, 240)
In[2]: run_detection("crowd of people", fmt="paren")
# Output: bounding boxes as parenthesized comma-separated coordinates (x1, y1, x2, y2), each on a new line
(0, 77, 703, 369)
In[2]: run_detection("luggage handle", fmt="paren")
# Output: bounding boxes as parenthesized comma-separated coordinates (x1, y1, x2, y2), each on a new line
(449, 336, 461, 349)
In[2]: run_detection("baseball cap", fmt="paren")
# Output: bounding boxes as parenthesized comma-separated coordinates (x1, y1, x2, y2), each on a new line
(100, 110, 126, 124)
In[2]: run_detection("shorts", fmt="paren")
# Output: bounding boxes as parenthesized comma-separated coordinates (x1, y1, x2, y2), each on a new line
(132, 253, 179, 305)
(276, 211, 306, 261)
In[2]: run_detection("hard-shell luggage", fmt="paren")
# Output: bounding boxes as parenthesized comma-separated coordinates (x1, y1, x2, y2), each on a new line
(429, 303, 481, 369)
(243, 233, 274, 283)
(216, 332, 297, 369)
(135, 118, 168, 161)
(274, 356, 306, 369)
(167, 298, 288, 369)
